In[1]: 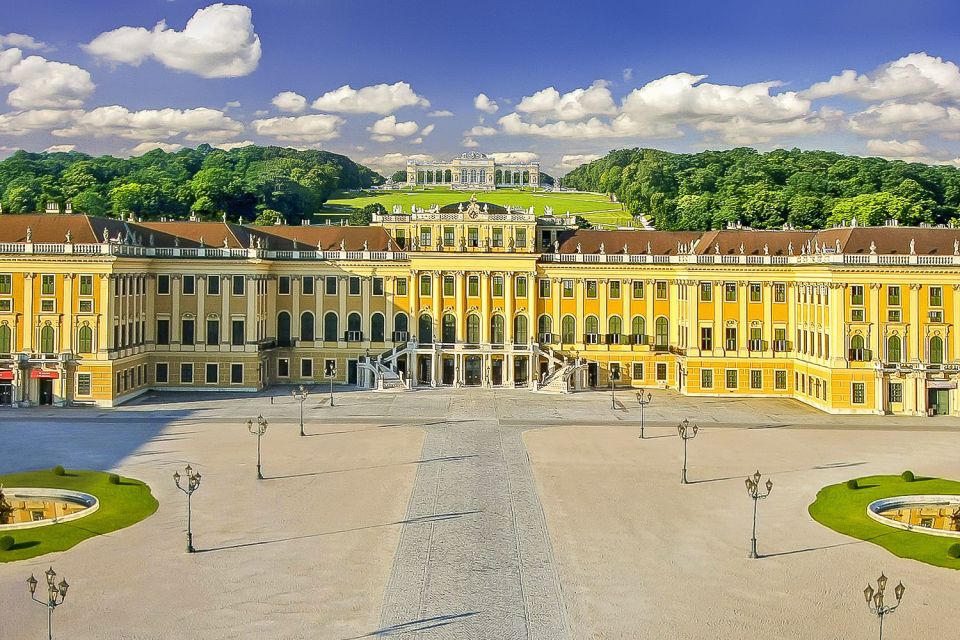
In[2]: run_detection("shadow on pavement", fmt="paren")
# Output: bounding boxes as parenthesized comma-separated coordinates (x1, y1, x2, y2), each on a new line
(343, 612, 481, 639)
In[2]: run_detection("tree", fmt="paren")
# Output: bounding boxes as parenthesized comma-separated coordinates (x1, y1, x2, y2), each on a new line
(391, 170, 407, 183)
(71, 190, 109, 216)
(827, 192, 921, 227)
(350, 203, 385, 226)
(254, 209, 284, 225)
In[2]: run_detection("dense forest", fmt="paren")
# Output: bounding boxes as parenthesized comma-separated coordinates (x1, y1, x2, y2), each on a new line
(0, 145, 382, 224)
(562, 147, 960, 230)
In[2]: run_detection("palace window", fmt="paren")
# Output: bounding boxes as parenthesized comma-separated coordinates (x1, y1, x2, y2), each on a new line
(182, 319, 195, 346)
(420, 228, 432, 247)
(443, 227, 455, 246)
(632, 281, 644, 299)
(850, 285, 864, 306)
(41, 274, 55, 296)
(231, 364, 243, 384)
(632, 316, 646, 339)
(774, 283, 786, 303)
(887, 285, 900, 306)
(514, 315, 528, 343)
(0, 324, 11, 354)
(516, 276, 527, 297)
(156, 319, 170, 346)
(443, 276, 454, 297)
(468, 227, 479, 247)
(750, 370, 762, 390)
(492, 276, 504, 297)
(609, 280, 621, 299)
(324, 312, 338, 342)
(656, 363, 667, 381)
(492, 228, 503, 247)
(775, 370, 787, 390)
(466, 315, 481, 344)
(469, 275, 480, 297)
(887, 335, 902, 363)
(515, 228, 527, 248)
(0, 274, 11, 295)
(303, 276, 315, 295)
(79, 275, 94, 296)
(725, 369, 738, 390)
(396, 278, 407, 296)
(888, 382, 903, 403)
(182, 275, 195, 295)
(633, 363, 644, 380)
(349, 277, 361, 295)
(699, 282, 712, 302)
(208, 276, 221, 295)
(372, 313, 385, 342)
(180, 363, 193, 384)
(325, 276, 338, 295)
(930, 336, 944, 364)
(278, 276, 291, 295)
(419, 275, 431, 296)
(724, 327, 737, 351)
(491, 315, 504, 345)
(561, 316, 576, 343)
(278, 359, 289, 377)
(586, 280, 598, 298)
(655, 317, 668, 348)
(157, 275, 170, 295)
(701, 369, 713, 389)
(700, 327, 712, 351)
(724, 282, 737, 302)
(852, 382, 865, 404)
(562, 280, 574, 298)
(301, 359, 313, 378)
(539, 279, 550, 298)
(206, 319, 220, 345)
(929, 286, 943, 307)
(655, 281, 668, 299)
(749, 283, 761, 303)
(205, 364, 219, 384)
(232, 276, 245, 296)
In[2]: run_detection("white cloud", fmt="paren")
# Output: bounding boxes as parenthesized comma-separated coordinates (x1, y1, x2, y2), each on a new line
(427, 109, 454, 117)
(474, 93, 499, 113)
(804, 52, 960, 102)
(0, 33, 49, 51)
(214, 139, 255, 150)
(498, 112, 680, 139)
(462, 137, 479, 148)
(224, 100, 241, 109)
(0, 109, 80, 135)
(130, 141, 184, 155)
(311, 81, 429, 114)
(558, 153, 602, 170)
(849, 101, 960, 139)
(0, 48, 94, 109)
(52, 106, 244, 141)
(866, 138, 929, 158)
(622, 68, 633, 81)
(421, 123, 435, 136)
(488, 151, 539, 164)
(410, 137, 423, 145)
(251, 113, 344, 143)
(271, 91, 307, 113)
(44, 144, 76, 153)
(465, 125, 497, 136)
(368, 115, 420, 142)
(516, 81, 618, 121)
(83, 3, 261, 78)
(360, 152, 431, 174)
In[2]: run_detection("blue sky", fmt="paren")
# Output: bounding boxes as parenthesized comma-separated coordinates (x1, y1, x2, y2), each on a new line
(2, 0, 960, 175)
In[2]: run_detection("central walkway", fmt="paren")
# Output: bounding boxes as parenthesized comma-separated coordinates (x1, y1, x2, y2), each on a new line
(377, 390, 568, 639)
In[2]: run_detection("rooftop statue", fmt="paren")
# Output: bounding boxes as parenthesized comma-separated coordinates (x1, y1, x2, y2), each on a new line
(910, 238, 916, 255)
(340, 239, 345, 252)
(599, 242, 605, 255)
(763, 243, 769, 255)
(788, 242, 793, 256)
(576, 242, 582, 254)
(870, 241, 876, 255)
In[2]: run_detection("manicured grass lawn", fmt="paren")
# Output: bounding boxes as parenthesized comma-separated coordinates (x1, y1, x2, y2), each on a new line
(0, 469, 158, 562)
(321, 187, 633, 226)
(808, 474, 960, 570)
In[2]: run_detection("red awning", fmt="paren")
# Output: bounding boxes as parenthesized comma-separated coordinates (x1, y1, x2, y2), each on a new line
(30, 369, 59, 379)
(0, 370, 13, 380)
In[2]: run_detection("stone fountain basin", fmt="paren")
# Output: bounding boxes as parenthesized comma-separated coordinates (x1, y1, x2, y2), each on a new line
(0, 488, 99, 531)
(867, 495, 960, 539)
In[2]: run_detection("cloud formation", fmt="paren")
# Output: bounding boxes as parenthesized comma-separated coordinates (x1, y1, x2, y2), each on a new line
(368, 115, 421, 142)
(0, 33, 48, 51)
(488, 151, 539, 164)
(805, 53, 960, 102)
(271, 91, 307, 113)
(0, 48, 94, 109)
(130, 141, 184, 155)
(83, 3, 261, 78)
(52, 106, 244, 141)
(251, 114, 344, 143)
(361, 152, 432, 174)
(558, 153, 602, 170)
(474, 93, 499, 113)
(516, 81, 617, 121)
(311, 81, 429, 114)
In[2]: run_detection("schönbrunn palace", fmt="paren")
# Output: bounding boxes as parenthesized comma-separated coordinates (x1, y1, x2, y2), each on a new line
(1, 193, 959, 417)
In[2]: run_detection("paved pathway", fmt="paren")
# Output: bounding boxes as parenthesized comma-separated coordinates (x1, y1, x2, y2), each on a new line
(376, 391, 568, 639)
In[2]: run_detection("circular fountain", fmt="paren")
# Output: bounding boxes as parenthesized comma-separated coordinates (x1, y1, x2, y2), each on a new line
(0, 486, 99, 531)
(867, 495, 960, 538)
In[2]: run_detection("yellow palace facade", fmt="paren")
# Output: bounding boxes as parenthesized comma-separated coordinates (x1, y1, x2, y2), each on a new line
(0, 195, 958, 416)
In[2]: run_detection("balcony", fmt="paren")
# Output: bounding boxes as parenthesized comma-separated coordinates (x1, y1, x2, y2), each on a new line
(537, 332, 555, 344)
(391, 331, 409, 342)
(631, 334, 649, 346)
(748, 339, 767, 352)
(344, 331, 363, 342)
(584, 333, 601, 345)
(605, 333, 622, 345)
(652, 343, 670, 353)
(772, 340, 790, 352)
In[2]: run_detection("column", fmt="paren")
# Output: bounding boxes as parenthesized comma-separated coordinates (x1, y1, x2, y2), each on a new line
(292, 276, 301, 340)
(196, 276, 206, 345)
(316, 274, 325, 342)
(63, 274, 75, 352)
(171, 275, 181, 344)
(576, 278, 585, 346)
(361, 276, 371, 348)
(504, 272, 514, 344)
(645, 280, 655, 347)
(688, 280, 699, 356)
(338, 276, 347, 345)
(909, 284, 921, 362)
(552, 278, 561, 339)
(409, 270, 420, 331)
(953, 285, 960, 361)
(456, 271, 466, 339)
(145, 275, 155, 345)
(480, 272, 490, 343)
(737, 280, 748, 357)
(787, 282, 797, 355)
(526, 271, 536, 347)
(432, 271, 442, 340)
(220, 276, 230, 346)
(712, 281, 722, 356)
(385, 276, 395, 340)
(599, 279, 608, 341)
(828, 284, 845, 366)
(246, 277, 257, 344)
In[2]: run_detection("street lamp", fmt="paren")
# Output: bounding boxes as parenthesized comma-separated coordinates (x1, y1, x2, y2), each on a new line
(677, 417, 699, 484)
(636, 388, 652, 439)
(324, 359, 336, 406)
(292, 384, 309, 436)
(27, 566, 68, 640)
(864, 574, 905, 640)
(610, 366, 621, 409)
(173, 464, 202, 553)
(247, 414, 268, 479)
(745, 470, 773, 559)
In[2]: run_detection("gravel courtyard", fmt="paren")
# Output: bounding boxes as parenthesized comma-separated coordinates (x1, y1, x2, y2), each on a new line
(0, 388, 958, 639)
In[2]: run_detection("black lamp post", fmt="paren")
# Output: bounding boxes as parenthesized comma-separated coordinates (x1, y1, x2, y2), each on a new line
(173, 464, 202, 553)
(292, 385, 309, 436)
(677, 417, 698, 484)
(745, 470, 773, 559)
(610, 367, 620, 409)
(27, 566, 68, 640)
(325, 359, 336, 406)
(864, 574, 906, 640)
(636, 388, 652, 439)
(247, 415, 268, 479)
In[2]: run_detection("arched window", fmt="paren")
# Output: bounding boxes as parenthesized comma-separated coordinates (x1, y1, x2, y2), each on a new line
(585, 315, 599, 335)
(300, 312, 315, 342)
(470, 169, 477, 183)
(930, 335, 944, 364)
(323, 312, 338, 342)
(522, 170, 530, 184)
(561, 315, 576, 343)
(495, 169, 503, 184)
(0, 324, 12, 354)
(394, 313, 409, 334)
(466, 314, 480, 344)
(514, 315, 528, 344)
(78, 325, 93, 353)
(442, 314, 457, 343)
(348, 312, 361, 332)
(491, 315, 504, 345)
(444, 169, 452, 183)
(608, 315, 622, 336)
(40, 324, 55, 354)
(655, 317, 668, 348)
(278, 311, 291, 346)
(887, 335, 902, 363)
(850, 334, 865, 350)
(419, 314, 433, 343)
(632, 316, 646, 337)
(371, 313, 385, 342)
(538, 315, 552, 337)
